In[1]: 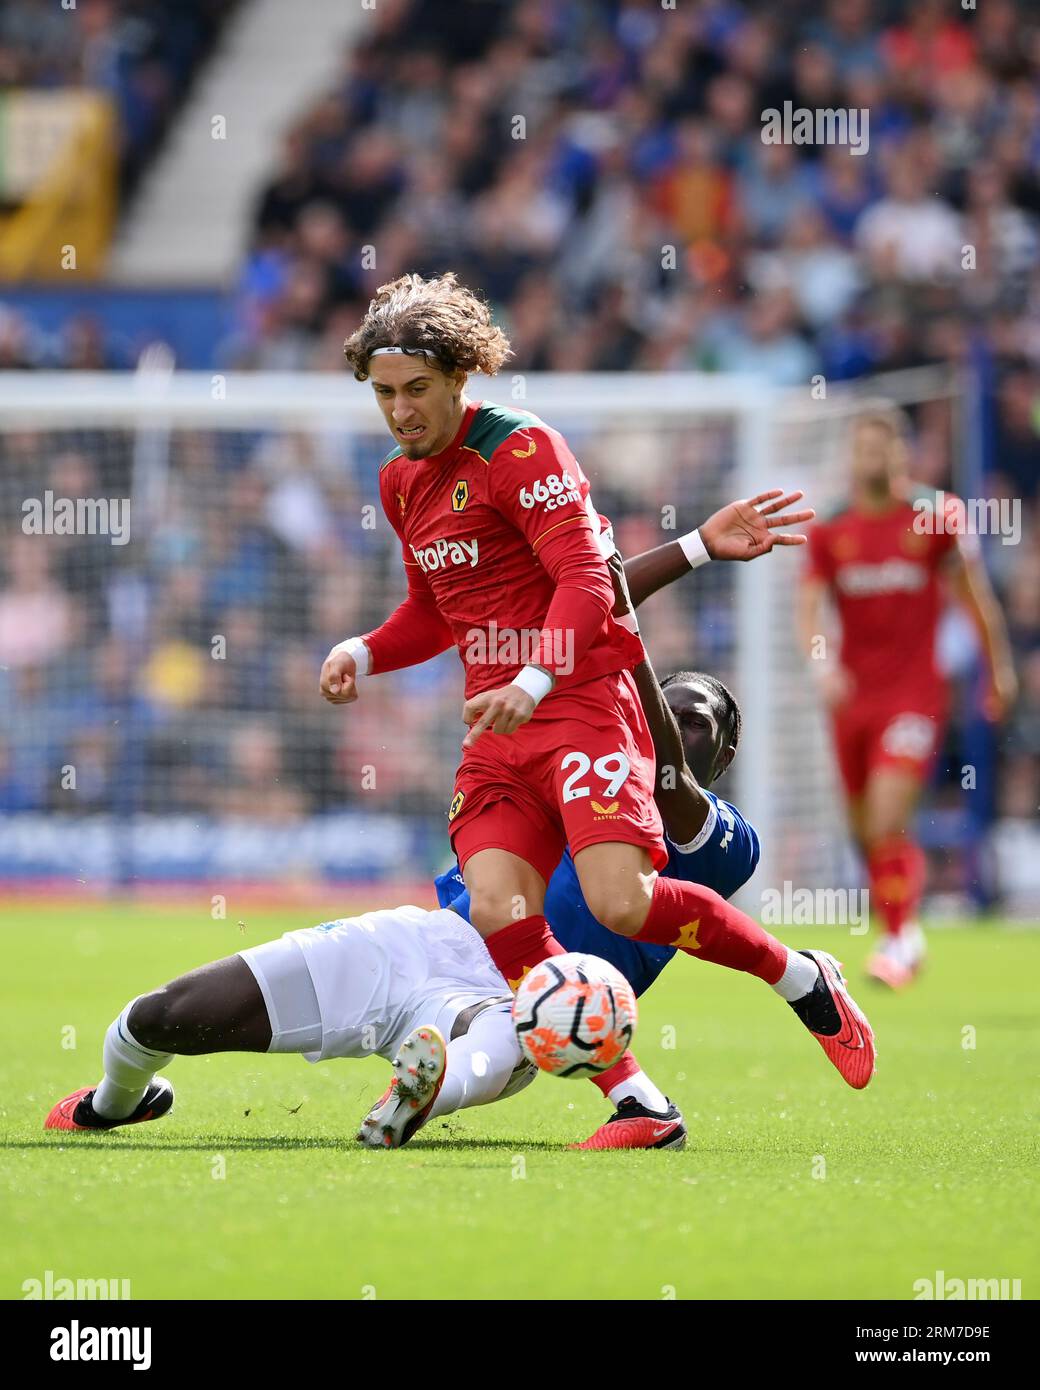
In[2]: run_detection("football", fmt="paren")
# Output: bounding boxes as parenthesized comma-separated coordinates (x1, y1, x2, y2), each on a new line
(511, 952, 638, 1078)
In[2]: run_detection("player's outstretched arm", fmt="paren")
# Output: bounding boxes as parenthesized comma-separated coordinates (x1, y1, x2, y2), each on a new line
(634, 653, 713, 844)
(622, 490, 814, 608)
(605, 551, 713, 842)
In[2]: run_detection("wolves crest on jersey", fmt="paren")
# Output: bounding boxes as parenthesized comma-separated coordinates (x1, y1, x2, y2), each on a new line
(376, 400, 644, 699)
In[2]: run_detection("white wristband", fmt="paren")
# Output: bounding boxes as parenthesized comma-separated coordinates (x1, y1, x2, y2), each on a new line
(510, 664, 554, 707)
(338, 636, 370, 677)
(678, 528, 711, 569)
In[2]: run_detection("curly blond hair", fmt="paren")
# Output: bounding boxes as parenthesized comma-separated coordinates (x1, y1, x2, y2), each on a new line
(343, 272, 512, 381)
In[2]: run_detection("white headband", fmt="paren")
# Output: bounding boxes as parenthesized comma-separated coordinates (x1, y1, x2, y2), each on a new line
(369, 345, 443, 363)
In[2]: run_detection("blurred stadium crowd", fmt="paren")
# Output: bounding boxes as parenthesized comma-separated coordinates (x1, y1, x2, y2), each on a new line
(231, 0, 1040, 397)
(0, 0, 237, 186)
(0, 0, 1036, 409)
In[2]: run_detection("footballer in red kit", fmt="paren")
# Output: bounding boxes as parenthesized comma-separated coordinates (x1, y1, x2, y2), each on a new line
(373, 397, 661, 890)
(798, 407, 1017, 988)
(319, 271, 834, 1040)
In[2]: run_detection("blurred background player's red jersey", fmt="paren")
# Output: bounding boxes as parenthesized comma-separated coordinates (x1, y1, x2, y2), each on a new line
(805, 486, 962, 712)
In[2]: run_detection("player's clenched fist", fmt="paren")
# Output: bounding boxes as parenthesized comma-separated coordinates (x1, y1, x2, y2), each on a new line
(319, 641, 363, 704)
(462, 684, 536, 747)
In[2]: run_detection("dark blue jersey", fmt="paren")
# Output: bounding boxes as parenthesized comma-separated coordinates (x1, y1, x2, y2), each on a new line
(433, 790, 759, 996)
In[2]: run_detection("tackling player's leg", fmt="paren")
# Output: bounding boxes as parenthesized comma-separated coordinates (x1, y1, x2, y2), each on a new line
(44, 914, 534, 1137)
(44, 955, 270, 1131)
(357, 1025, 448, 1150)
(358, 999, 535, 1149)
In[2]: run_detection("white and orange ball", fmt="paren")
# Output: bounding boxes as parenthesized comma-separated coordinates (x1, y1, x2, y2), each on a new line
(511, 952, 638, 1078)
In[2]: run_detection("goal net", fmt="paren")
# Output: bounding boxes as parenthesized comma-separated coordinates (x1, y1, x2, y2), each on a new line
(0, 368, 961, 904)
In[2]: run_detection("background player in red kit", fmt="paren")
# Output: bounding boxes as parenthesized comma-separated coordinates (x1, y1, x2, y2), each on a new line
(798, 407, 1018, 988)
(320, 272, 874, 1085)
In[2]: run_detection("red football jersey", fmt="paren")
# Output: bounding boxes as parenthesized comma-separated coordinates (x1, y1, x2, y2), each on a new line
(365, 399, 645, 698)
(805, 485, 966, 699)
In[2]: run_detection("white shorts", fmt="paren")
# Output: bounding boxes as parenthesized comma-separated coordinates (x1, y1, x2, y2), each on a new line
(240, 905, 510, 1065)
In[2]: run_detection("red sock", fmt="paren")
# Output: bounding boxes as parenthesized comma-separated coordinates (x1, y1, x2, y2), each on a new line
(868, 836, 926, 937)
(483, 914, 566, 991)
(633, 876, 787, 984)
(590, 1051, 641, 1099)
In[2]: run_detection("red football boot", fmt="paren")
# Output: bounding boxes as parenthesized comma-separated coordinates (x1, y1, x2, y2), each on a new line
(44, 1080, 174, 1131)
(790, 950, 876, 1089)
(571, 1097, 687, 1151)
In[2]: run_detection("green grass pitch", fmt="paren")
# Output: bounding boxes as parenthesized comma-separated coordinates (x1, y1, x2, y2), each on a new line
(3, 900, 1038, 1300)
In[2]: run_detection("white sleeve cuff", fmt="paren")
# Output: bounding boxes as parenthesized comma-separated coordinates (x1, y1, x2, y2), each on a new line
(668, 796, 718, 854)
(678, 529, 711, 569)
(510, 665, 554, 706)
(338, 636, 370, 677)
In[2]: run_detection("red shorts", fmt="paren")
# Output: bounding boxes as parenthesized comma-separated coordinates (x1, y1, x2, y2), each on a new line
(448, 669, 666, 886)
(831, 693, 947, 800)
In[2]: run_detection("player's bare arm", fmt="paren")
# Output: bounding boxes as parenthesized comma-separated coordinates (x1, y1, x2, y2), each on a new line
(634, 657, 713, 843)
(944, 541, 1019, 721)
(796, 573, 852, 707)
(606, 551, 717, 843)
(604, 494, 809, 840)
(621, 489, 814, 607)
